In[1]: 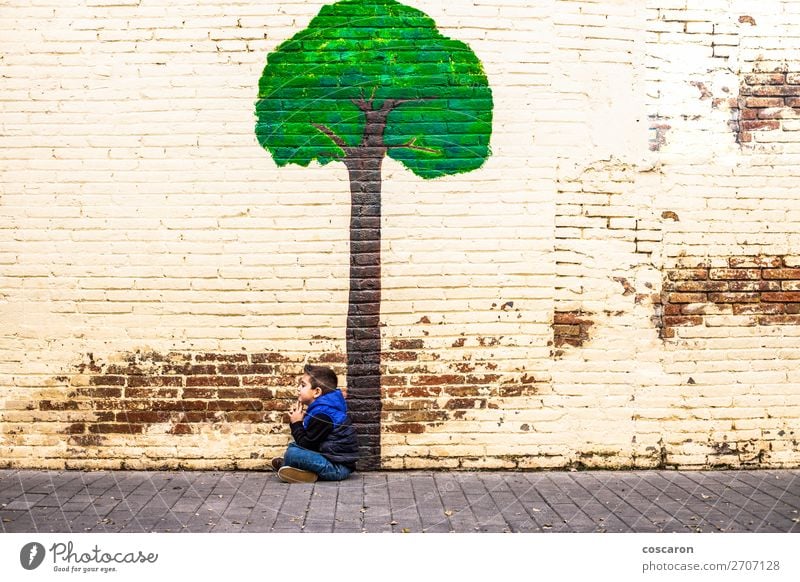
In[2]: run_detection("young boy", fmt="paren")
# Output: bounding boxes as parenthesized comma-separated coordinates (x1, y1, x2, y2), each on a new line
(271, 364, 359, 483)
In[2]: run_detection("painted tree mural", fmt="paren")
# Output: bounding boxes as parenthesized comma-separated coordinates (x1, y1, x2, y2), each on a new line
(255, 0, 493, 468)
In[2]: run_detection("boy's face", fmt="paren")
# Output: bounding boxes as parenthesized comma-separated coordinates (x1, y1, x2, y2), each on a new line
(297, 374, 321, 405)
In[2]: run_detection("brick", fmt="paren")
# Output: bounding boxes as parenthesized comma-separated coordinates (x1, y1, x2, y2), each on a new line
(115, 412, 172, 423)
(744, 85, 800, 97)
(216, 364, 277, 375)
(554, 324, 581, 337)
(219, 388, 273, 399)
(384, 424, 425, 434)
(206, 400, 264, 411)
(762, 269, 800, 279)
(665, 281, 728, 292)
(241, 375, 286, 387)
(744, 73, 786, 85)
(663, 316, 703, 327)
(757, 108, 794, 119)
(185, 376, 240, 387)
(733, 304, 784, 315)
(89, 375, 126, 386)
(667, 269, 708, 281)
(389, 339, 425, 350)
(182, 388, 217, 399)
(127, 376, 183, 388)
(728, 280, 781, 292)
(739, 120, 780, 131)
(666, 293, 707, 303)
(222, 412, 268, 423)
(681, 302, 732, 316)
(251, 353, 292, 364)
(38, 401, 81, 411)
(195, 353, 249, 363)
(385, 351, 418, 361)
(124, 388, 180, 399)
(708, 292, 760, 304)
(553, 312, 593, 325)
(728, 255, 784, 269)
(758, 315, 800, 325)
(709, 269, 762, 280)
(761, 292, 800, 303)
(744, 97, 785, 108)
(443, 398, 487, 410)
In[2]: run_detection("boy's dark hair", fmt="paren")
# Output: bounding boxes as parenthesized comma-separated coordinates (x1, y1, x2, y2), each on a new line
(304, 364, 338, 394)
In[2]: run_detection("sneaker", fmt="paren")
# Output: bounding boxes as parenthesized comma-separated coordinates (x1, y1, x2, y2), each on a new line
(277, 466, 318, 483)
(270, 457, 283, 472)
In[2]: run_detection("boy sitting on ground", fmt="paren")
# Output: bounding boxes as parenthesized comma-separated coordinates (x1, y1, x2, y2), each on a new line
(271, 364, 359, 483)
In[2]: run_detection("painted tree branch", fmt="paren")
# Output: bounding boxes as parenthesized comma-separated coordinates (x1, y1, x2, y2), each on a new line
(311, 123, 350, 153)
(352, 87, 379, 112)
(387, 137, 440, 155)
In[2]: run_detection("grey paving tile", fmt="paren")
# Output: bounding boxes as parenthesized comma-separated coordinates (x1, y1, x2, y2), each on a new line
(1, 469, 799, 533)
(385, 474, 414, 499)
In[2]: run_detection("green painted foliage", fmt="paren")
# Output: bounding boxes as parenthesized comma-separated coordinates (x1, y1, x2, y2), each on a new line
(255, 0, 493, 179)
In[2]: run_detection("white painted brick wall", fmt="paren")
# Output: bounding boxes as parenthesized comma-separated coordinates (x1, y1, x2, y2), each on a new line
(0, 1, 798, 470)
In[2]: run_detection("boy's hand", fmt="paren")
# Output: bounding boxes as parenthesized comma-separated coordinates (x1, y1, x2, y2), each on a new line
(288, 400, 305, 424)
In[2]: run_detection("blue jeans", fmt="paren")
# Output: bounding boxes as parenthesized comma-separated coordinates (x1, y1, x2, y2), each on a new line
(283, 443, 353, 481)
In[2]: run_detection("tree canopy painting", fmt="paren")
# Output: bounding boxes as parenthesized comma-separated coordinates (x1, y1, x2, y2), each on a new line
(255, 0, 493, 468)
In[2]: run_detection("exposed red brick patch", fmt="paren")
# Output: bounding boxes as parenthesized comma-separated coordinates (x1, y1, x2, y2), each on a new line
(389, 339, 425, 350)
(660, 256, 800, 336)
(381, 336, 540, 436)
(45, 340, 541, 462)
(735, 70, 800, 143)
(45, 350, 306, 440)
(553, 311, 594, 348)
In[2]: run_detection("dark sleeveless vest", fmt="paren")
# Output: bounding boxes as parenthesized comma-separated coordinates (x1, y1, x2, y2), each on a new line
(304, 390, 359, 466)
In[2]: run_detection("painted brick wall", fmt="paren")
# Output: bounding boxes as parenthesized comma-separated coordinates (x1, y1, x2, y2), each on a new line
(1, 0, 798, 471)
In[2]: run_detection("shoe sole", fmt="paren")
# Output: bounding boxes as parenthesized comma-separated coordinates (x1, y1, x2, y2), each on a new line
(278, 466, 318, 483)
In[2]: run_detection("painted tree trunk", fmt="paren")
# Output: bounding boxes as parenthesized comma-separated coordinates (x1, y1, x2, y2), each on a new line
(344, 153, 383, 470)
(255, 0, 494, 470)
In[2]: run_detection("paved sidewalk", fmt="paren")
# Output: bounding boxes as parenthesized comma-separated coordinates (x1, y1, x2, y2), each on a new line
(0, 469, 797, 533)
